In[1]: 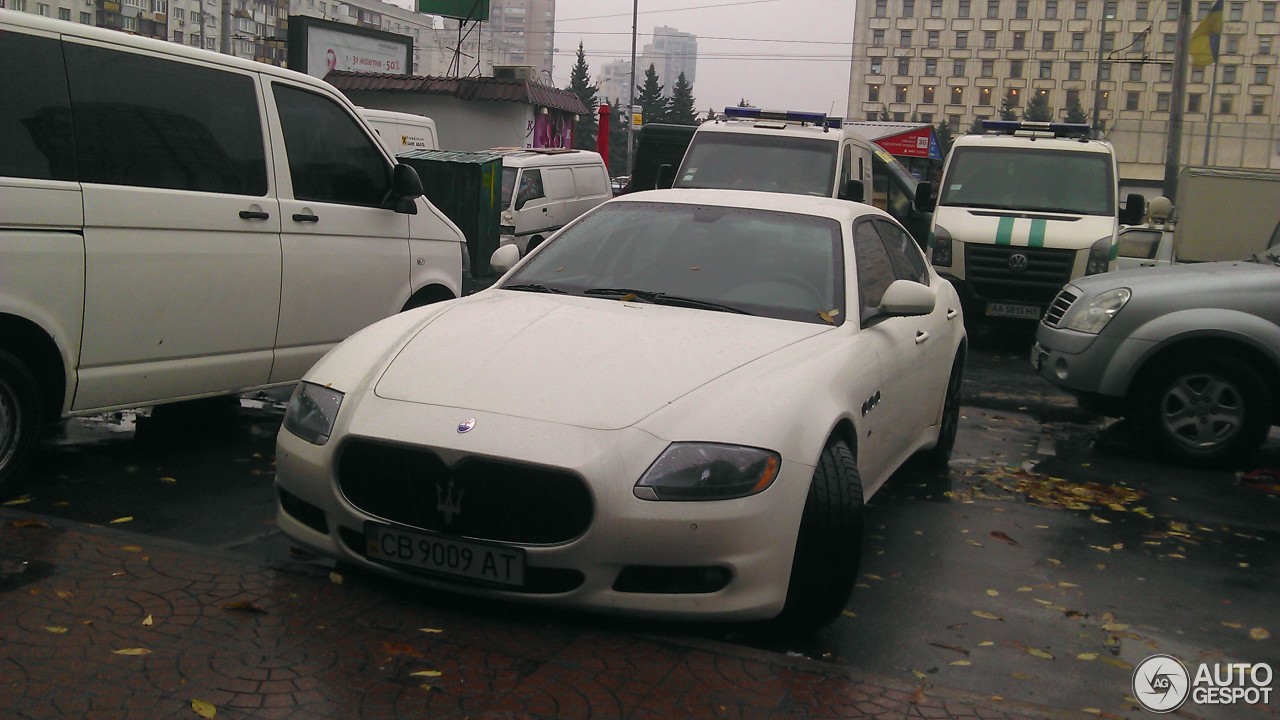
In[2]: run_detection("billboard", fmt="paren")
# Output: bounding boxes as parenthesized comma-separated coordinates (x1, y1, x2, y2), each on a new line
(417, 0, 489, 21)
(288, 15, 413, 79)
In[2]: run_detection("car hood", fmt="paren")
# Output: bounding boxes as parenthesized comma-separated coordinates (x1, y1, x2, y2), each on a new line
(374, 291, 830, 430)
(1075, 258, 1280, 297)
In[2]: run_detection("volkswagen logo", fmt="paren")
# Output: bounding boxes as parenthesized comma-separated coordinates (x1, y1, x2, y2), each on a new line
(457, 418, 476, 434)
(1008, 253, 1029, 273)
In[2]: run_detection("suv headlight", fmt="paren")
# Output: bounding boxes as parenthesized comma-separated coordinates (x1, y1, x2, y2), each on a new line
(1085, 235, 1115, 275)
(1065, 287, 1131, 334)
(634, 443, 781, 501)
(930, 224, 953, 267)
(283, 382, 344, 445)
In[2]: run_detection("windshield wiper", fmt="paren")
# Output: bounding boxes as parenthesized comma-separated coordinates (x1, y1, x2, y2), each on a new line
(503, 283, 568, 294)
(583, 288, 752, 315)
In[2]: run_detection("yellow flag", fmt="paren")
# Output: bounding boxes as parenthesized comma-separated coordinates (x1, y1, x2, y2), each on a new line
(1189, 0, 1223, 67)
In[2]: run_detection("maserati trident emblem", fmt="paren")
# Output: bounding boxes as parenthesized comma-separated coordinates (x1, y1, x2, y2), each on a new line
(457, 417, 476, 433)
(436, 479, 465, 526)
(1008, 253, 1029, 273)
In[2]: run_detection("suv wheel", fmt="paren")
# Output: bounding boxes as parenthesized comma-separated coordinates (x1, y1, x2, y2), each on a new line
(0, 351, 42, 492)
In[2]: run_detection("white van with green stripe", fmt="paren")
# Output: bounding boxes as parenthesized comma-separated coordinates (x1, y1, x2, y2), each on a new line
(919, 121, 1145, 321)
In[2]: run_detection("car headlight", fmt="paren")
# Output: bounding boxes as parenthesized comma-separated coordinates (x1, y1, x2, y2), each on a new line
(1065, 287, 1131, 334)
(930, 224, 953, 267)
(1085, 235, 1115, 275)
(634, 443, 781, 501)
(282, 382, 344, 445)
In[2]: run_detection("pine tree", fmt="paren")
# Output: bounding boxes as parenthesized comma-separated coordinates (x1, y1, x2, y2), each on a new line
(635, 64, 667, 126)
(704, 106, 717, 121)
(878, 108, 891, 121)
(1064, 93, 1088, 124)
(1024, 90, 1053, 121)
(999, 89, 1020, 120)
(967, 118, 986, 134)
(667, 72, 698, 125)
(567, 42, 598, 150)
(934, 120, 954, 155)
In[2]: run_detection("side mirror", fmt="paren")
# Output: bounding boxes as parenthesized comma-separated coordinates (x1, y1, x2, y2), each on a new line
(490, 244, 521, 274)
(878, 279, 936, 316)
(1119, 193, 1146, 226)
(390, 163, 423, 215)
(913, 181, 936, 212)
(840, 179, 865, 202)
(656, 163, 675, 189)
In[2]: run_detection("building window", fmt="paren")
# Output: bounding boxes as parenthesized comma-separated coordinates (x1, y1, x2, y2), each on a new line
(953, 59, 966, 76)
(1162, 33, 1176, 53)
(897, 85, 910, 102)
(1011, 59, 1024, 78)
(1067, 89, 1081, 106)
(903, 0, 915, 16)
(1045, 0, 1058, 18)
(80, 11, 91, 22)
(1219, 95, 1233, 113)
(1015, 0, 1028, 18)
(951, 86, 964, 103)
(1105, 0, 1118, 17)
(1068, 61, 1082, 79)
(931, 0, 943, 16)
(1069, 32, 1083, 51)
(1042, 31, 1055, 50)
(1136, 1, 1149, 20)
(1040, 60, 1053, 78)
(1188, 93, 1202, 112)
(1126, 91, 1140, 110)
(870, 58, 883, 74)
(1008, 88, 1021, 106)
(1191, 65, 1205, 82)
(1100, 62, 1111, 80)
(873, 30, 885, 47)
(36, 2, 49, 14)
(958, 0, 971, 17)
(984, 31, 997, 48)
(1098, 90, 1108, 108)
(982, 59, 994, 76)
(925, 58, 937, 75)
(1225, 35, 1239, 54)
(1160, 63, 1173, 82)
(1261, 37, 1273, 55)
(869, 84, 881, 101)
(1256, 66, 1270, 85)
(1251, 96, 1266, 115)
(58, 6, 70, 19)
(1074, 0, 1087, 19)
(1013, 31, 1025, 49)
(1265, 3, 1278, 22)
(1133, 33, 1146, 54)
(122, 15, 138, 29)
(1166, 1, 1178, 20)
(1222, 65, 1237, 84)
(1229, 2, 1244, 21)
(921, 113, 933, 122)
(874, 0, 887, 16)
(1130, 63, 1143, 81)
(928, 30, 940, 49)
(894, 111, 907, 122)
(900, 30, 912, 47)
(956, 31, 968, 49)
(987, 0, 1000, 18)
(898, 56, 910, 74)
(1156, 92, 1170, 111)
(866, 112, 880, 121)
(949, 115, 961, 132)
(924, 86, 936, 103)
(980, 87, 992, 105)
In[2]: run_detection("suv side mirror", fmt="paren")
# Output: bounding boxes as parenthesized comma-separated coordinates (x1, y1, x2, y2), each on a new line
(390, 163, 423, 215)
(1119, 193, 1146, 226)
(656, 163, 675, 189)
(913, 181, 936, 212)
(840, 179, 865, 202)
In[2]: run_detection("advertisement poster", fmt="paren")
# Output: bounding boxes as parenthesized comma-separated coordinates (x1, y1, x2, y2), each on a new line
(306, 26, 409, 77)
(531, 111, 572, 149)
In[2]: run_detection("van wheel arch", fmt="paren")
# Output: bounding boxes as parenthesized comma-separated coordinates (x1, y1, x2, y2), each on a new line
(525, 235, 546, 255)
(0, 315, 65, 425)
(401, 284, 456, 312)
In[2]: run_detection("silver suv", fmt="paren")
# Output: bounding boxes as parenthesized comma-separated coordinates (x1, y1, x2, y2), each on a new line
(1032, 238, 1280, 465)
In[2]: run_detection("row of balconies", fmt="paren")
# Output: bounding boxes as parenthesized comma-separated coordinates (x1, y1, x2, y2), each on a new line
(864, 45, 1277, 65)
(867, 17, 1278, 35)
(863, 73, 1277, 95)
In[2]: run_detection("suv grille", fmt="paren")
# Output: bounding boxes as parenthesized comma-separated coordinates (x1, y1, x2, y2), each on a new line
(1042, 287, 1079, 327)
(966, 245, 1076, 304)
(337, 440, 593, 545)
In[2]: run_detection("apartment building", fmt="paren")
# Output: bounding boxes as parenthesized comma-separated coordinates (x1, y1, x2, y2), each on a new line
(641, 25, 697, 98)
(846, 0, 1280, 181)
(599, 58, 633, 105)
(486, 0, 555, 81)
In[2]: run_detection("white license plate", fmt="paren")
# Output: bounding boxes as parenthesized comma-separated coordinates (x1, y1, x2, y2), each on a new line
(365, 523, 526, 587)
(986, 302, 1041, 319)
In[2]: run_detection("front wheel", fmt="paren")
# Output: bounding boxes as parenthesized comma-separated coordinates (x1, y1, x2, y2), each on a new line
(1135, 353, 1271, 467)
(0, 351, 42, 492)
(773, 438, 864, 632)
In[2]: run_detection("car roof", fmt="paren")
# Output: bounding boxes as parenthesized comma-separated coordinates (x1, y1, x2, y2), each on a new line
(493, 149, 606, 168)
(951, 133, 1115, 154)
(691, 119, 845, 142)
(610, 188, 895, 224)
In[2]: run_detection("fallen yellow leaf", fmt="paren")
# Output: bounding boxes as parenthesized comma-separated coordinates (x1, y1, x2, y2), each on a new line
(1102, 622, 1129, 632)
(329, 571, 344, 585)
(55, 590, 73, 600)
(1084, 709, 1102, 716)
(1078, 653, 1098, 661)
(1222, 621, 1243, 629)
(1027, 648, 1055, 659)
(112, 648, 151, 656)
(142, 614, 153, 627)
(410, 670, 442, 678)
(191, 698, 217, 718)
(3, 495, 32, 506)
(418, 627, 444, 634)
(45, 626, 68, 634)
(978, 641, 995, 647)
(109, 516, 133, 524)
(1016, 586, 1033, 592)
(119, 546, 143, 553)
(160, 477, 177, 484)
(911, 669, 927, 679)
(1090, 514, 1111, 524)
(1250, 627, 1271, 641)
(950, 659, 971, 666)
(986, 589, 999, 597)
(971, 610, 1003, 621)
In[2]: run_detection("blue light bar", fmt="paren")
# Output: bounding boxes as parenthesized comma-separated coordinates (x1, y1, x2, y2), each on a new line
(723, 107, 842, 129)
(980, 120, 1090, 138)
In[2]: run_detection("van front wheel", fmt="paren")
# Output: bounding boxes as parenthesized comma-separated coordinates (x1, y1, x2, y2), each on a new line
(0, 351, 42, 492)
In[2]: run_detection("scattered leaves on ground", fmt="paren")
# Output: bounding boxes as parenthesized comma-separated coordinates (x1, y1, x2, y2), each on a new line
(410, 670, 442, 678)
(1250, 627, 1271, 641)
(971, 610, 1003, 621)
(1026, 648, 1055, 660)
(109, 516, 133, 524)
(191, 698, 217, 718)
(44, 626, 68, 634)
(142, 614, 153, 626)
(112, 648, 151, 656)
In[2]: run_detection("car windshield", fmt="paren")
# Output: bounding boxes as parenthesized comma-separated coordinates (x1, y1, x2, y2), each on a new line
(499, 166, 517, 211)
(674, 133, 838, 197)
(500, 201, 845, 325)
(939, 145, 1115, 215)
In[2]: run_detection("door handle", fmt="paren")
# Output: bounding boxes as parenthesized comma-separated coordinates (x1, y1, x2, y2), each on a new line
(292, 213, 320, 223)
(915, 330, 930, 345)
(946, 308, 959, 320)
(238, 210, 270, 220)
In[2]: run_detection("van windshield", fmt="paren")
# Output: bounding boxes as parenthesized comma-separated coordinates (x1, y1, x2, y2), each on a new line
(939, 146, 1115, 216)
(674, 133, 837, 197)
(500, 167, 517, 210)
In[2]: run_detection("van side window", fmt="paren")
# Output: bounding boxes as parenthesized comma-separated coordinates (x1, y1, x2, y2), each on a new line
(272, 84, 390, 207)
(63, 42, 267, 195)
(516, 169, 544, 207)
(0, 32, 75, 181)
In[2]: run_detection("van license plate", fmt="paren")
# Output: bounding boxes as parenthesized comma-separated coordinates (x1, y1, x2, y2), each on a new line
(365, 523, 525, 587)
(986, 302, 1041, 319)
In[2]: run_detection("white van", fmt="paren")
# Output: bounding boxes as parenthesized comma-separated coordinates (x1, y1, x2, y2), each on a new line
(671, 108, 875, 203)
(0, 9, 467, 488)
(358, 107, 440, 157)
(496, 149, 612, 256)
(916, 120, 1144, 321)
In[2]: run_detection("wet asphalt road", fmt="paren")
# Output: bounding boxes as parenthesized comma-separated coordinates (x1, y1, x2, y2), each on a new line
(4, 321, 1278, 719)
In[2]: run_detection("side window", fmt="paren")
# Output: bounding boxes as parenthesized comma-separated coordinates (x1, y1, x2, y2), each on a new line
(64, 42, 266, 195)
(0, 31, 75, 181)
(873, 219, 929, 284)
(1117, 228, 1163, 259)
(272, 83, 390, 207)
(840, 143, 853, 190)
(852, 220, 895, 316)
(516, 169, 544, 207)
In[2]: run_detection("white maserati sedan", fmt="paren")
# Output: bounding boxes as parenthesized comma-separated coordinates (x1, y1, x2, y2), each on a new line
(274, 189, 966, 630)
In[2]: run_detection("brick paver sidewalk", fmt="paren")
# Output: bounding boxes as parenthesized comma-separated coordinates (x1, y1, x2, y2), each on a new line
(0, 511, 1075, 719)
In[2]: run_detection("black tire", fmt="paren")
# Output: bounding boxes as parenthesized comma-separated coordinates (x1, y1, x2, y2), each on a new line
(774, 438, 864, 632)
(1135, 353, 1272, 467)
(922, 354, 964, 467)
(0, 351, 42, 493)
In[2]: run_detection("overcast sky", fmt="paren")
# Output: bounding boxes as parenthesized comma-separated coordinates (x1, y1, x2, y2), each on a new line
(549, 0, 856, 114)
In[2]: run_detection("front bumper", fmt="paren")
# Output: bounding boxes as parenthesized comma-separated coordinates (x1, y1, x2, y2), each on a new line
(1032, 324, 1155, 414)
(274, 392, 812, 622)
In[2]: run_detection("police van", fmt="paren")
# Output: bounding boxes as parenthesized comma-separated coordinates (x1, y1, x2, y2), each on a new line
(671, 108, 874, 203)
(916, 121, 1145, 321)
